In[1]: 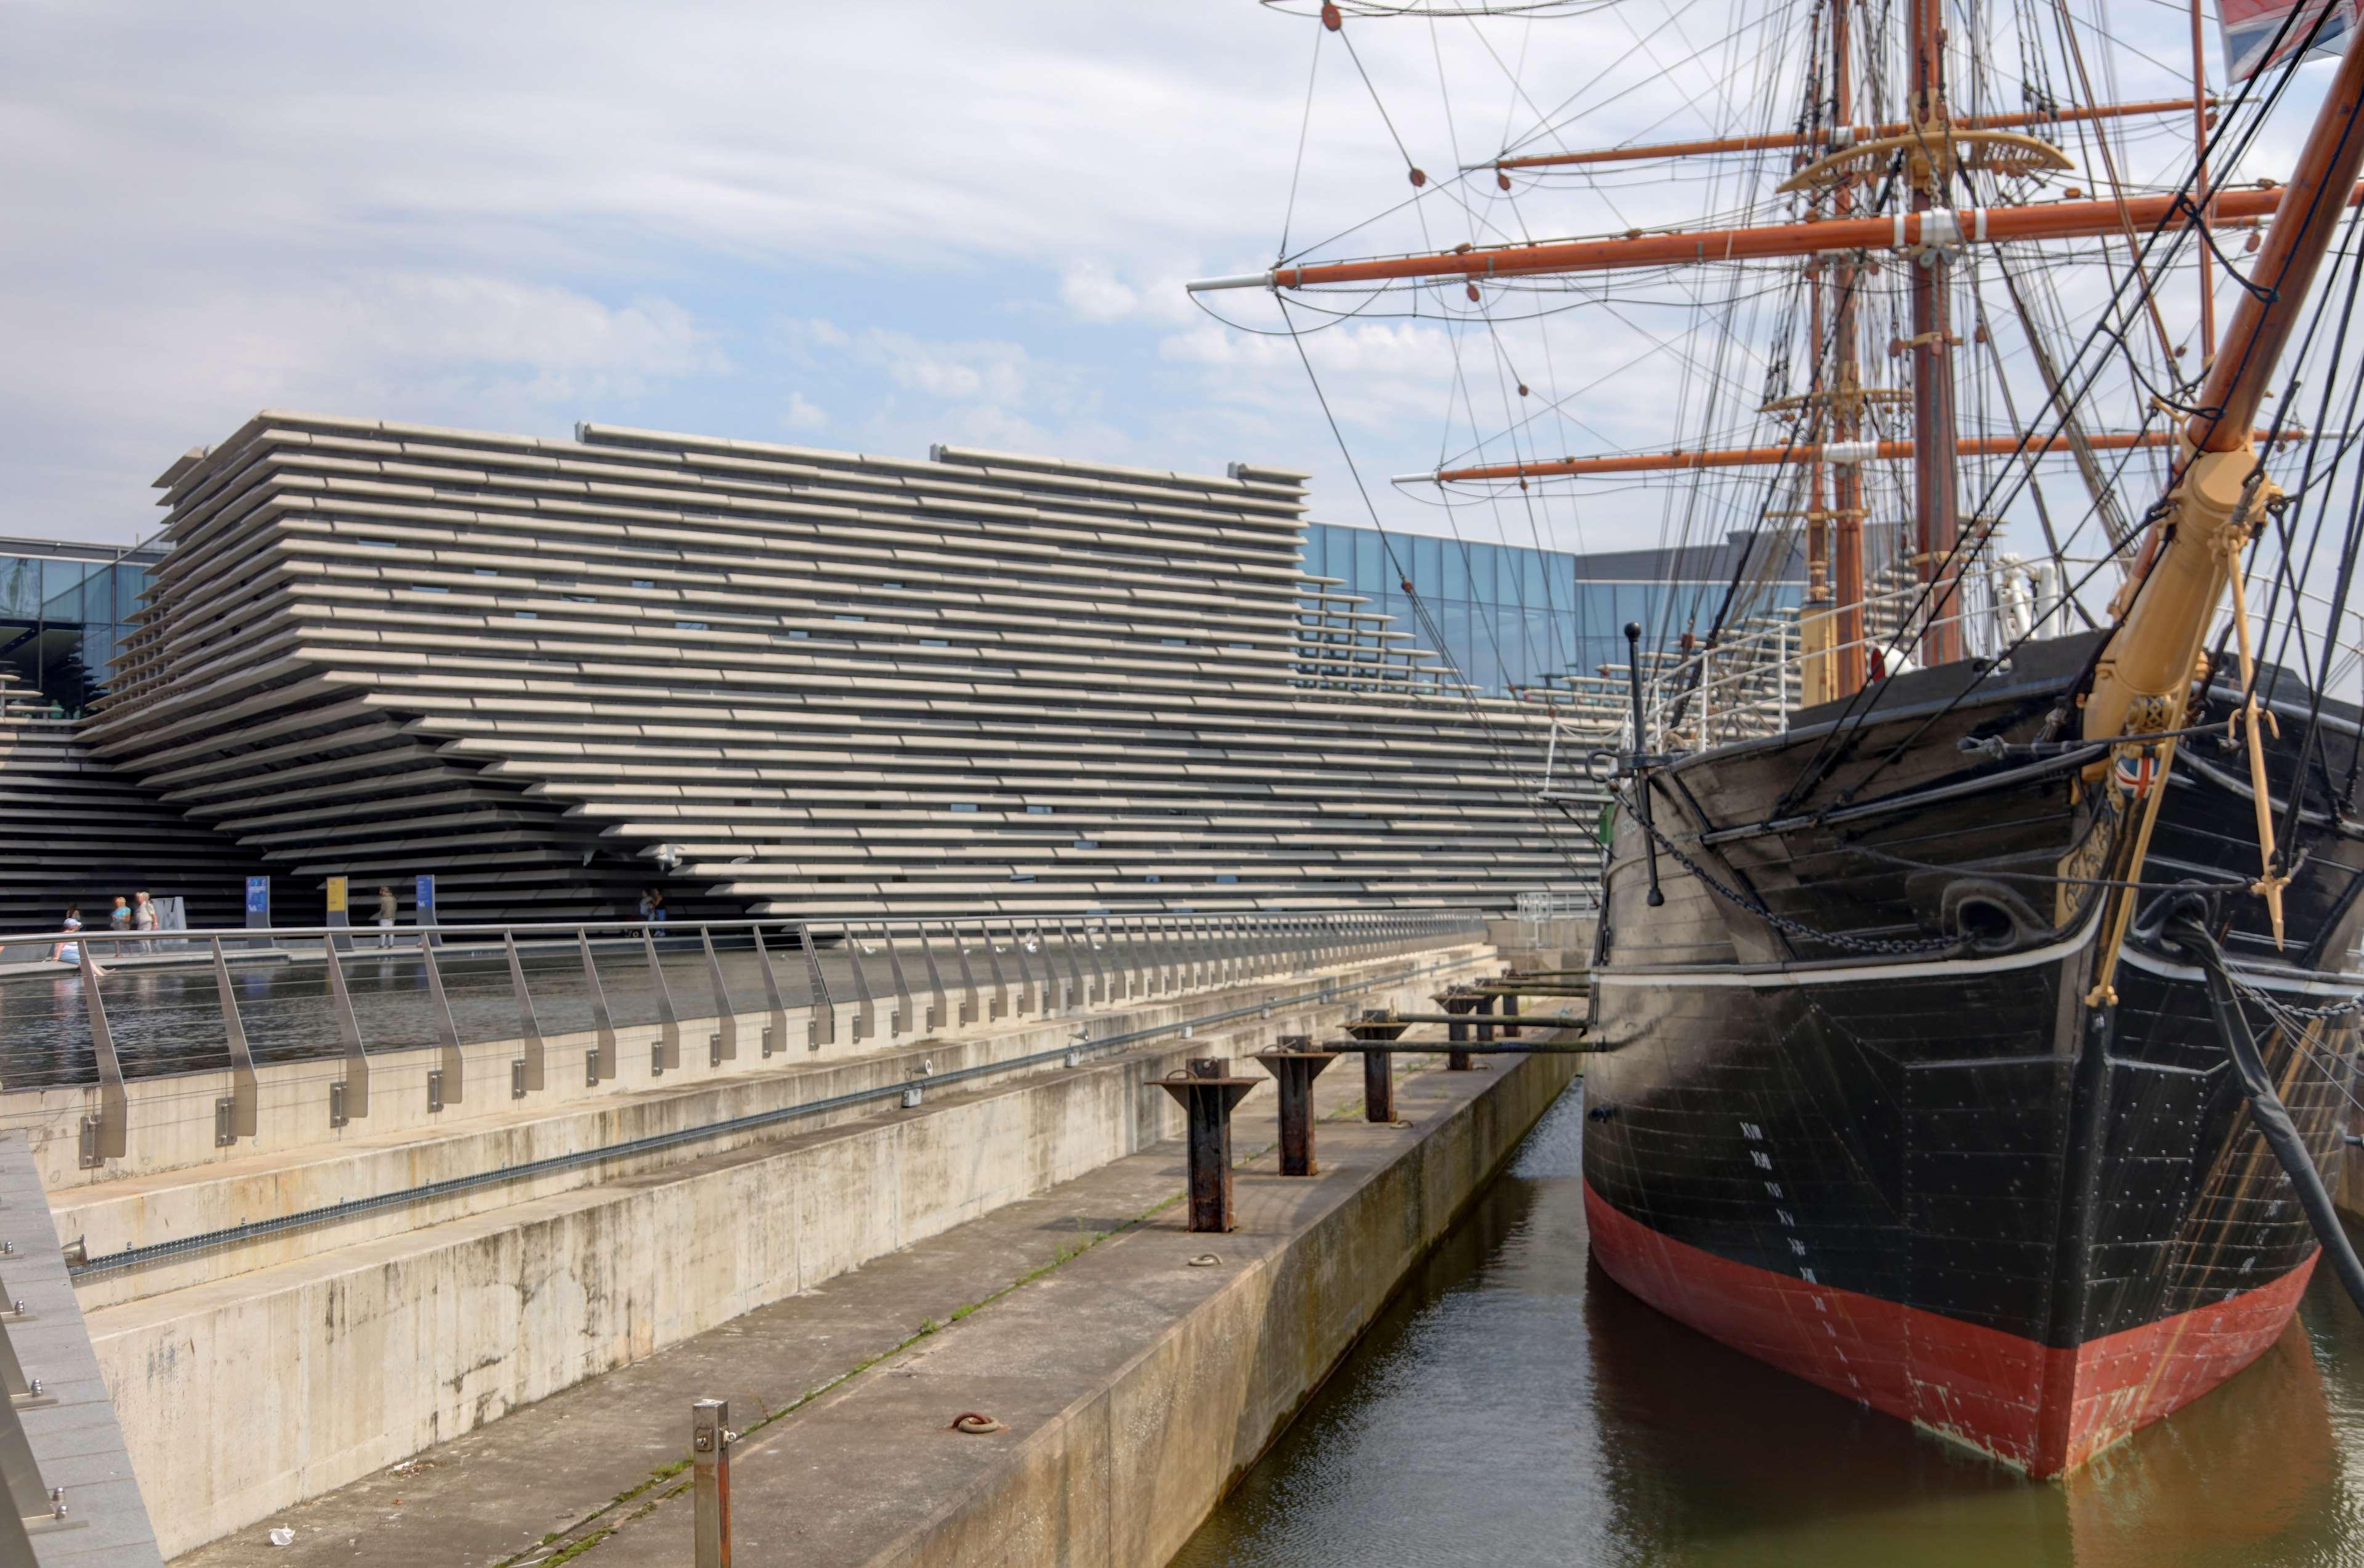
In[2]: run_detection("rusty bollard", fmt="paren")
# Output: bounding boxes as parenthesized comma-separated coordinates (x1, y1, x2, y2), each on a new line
(1156, 1058, 1260, 1232)
(1437, 987, 1482, 1071)
(1255, 1035, 1338, 1176)
(1347, 1009, 1410, 1123)
(692, 1398, 734, 1568)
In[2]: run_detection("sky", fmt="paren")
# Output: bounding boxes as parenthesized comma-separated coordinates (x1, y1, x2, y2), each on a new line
(0, 0, 2306, 558)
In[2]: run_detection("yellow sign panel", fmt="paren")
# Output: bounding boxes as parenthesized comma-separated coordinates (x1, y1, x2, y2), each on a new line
(326, 875, 349, 915)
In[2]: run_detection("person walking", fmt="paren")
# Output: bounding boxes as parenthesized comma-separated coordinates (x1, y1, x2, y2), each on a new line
(132, 890, 159, 954)
(108, 896, 131, 958)
(374, 885, 398, 947)
(51, 907, 82, 965)
(647, 888, 668, 925)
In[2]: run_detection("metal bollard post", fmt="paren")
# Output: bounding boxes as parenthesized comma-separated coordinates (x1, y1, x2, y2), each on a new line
(1254, 1036, 1337, 1176)
(1438, 987, 1479, 1071)
(692, 1398, 733, 1568)
(1155, 1059, 1259, 1232)
(1500, 976, 1523, 1039)
(1346, 1009, 1410, 1123)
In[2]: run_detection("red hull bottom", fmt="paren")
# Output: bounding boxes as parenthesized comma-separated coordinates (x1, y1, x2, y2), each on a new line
(1583, 1181, 2315, 1476)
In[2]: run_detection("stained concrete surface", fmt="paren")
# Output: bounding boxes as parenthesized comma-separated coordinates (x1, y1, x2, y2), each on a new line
(175, 1049, 1568, 1567)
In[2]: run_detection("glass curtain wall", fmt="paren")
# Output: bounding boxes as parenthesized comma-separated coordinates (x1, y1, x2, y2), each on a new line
(1302, 523, 1581, 696)
(1301, 522, 1808, 693)
(0, 546, 154, 716)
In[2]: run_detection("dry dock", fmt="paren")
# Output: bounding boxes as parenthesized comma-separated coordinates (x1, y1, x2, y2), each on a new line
(167, 1012, 1575, 1566)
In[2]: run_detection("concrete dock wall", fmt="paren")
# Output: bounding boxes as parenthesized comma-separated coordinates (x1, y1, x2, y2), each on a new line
(86, 952, 1491, 1559)
(853, 1048, 1578, 1568)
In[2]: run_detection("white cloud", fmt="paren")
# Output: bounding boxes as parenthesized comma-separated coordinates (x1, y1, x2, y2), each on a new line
(0, 0, 2289, 557)
(1059, 265, 1139, 323)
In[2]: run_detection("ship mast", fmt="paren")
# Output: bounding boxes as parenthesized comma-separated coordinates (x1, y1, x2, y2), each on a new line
(1187, 12, 2360, 699)
(1828, 0, 1866, 698)
(1806, 0, 1868, 701)
(1908, 0, 1964, 665)
(2080, 20, 2364, 990)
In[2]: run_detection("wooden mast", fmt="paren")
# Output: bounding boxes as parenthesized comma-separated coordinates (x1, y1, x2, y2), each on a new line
(1186, 185, 2314, 292)
(1400, 427, 2294, 483)
(1908, 0, 1963, 665)
(2080, 23, 2364, 990)
(1828, 0, 1867, 696)
(1486, 97, 2211, 172)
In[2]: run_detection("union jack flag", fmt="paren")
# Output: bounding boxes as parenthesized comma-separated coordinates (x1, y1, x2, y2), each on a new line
(2221, 0, 2357, 82)
(2113, 747, 2164, 800)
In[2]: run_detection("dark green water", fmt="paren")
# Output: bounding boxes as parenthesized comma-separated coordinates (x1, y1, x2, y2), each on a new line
(1171, 1087, 2364, 1568)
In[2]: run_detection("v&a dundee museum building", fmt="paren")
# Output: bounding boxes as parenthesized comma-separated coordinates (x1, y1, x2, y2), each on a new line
(4, 412, 1654, 927)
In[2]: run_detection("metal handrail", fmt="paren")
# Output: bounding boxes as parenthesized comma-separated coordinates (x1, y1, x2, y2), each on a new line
(10, 905, 1490, 1172)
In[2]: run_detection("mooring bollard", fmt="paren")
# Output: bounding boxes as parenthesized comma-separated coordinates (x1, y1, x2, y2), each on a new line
(1345, 1009, 1410, 1122)
(1155, 1058, 1260, 1232)
(692, 1397, 734, 1568)
(1437, 987, 1481, 1071)
(1254, 1035, 1338, 1176)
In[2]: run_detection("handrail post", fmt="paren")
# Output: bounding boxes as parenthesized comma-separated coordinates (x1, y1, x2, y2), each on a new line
(978, 921, 1009, 1021)
(798, 923, 836, 1048)
(750, 926, 788, 1057)
(841, 923, 877, 1042)
(700, 926, 738, 1067)
(505, 932, 546, 1095)
(918, 923, 950, 1032)
(1056, 919, 1087, 1011)
(1097, 915, 1129, 1002)
(419, 935, 464, 1109)
(874, 923, 912, 1039)
(1033, 919, 1067, 1012)
(643, 927, 682, 1074)
(1003, 922, 1035, 1015)
(323, 935, 370, 1125)
(210, 936, 259, 1143)
(75, 946, 127, 1168)
(579, 928, 618, 1083)
(1133, 915, 1160, 996)
(1076, 918, 1108, 1006)
(949, 922, 981, 1026)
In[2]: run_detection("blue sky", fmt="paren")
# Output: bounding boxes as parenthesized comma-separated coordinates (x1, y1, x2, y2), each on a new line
(0, 0, 2294, 560)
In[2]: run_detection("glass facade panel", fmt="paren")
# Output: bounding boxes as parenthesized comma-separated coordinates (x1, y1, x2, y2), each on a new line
(1411, 534, 1441, 595)
(0, 557, 36, 617)
(1298, 521, 1802, 698)
(1470, 543, 1498, 604)
(1, 547, 155, 715)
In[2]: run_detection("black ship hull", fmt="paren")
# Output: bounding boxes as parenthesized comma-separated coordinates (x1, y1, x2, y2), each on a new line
(1581, 635, 2364, 1473)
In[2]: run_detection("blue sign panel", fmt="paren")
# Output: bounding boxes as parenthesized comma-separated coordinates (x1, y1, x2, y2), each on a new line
(244, 877, 270, 928)
(414, 874, 438, 928)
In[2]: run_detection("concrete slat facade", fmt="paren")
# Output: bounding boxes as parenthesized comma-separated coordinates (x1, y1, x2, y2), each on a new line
(86, 414, 1598, 921)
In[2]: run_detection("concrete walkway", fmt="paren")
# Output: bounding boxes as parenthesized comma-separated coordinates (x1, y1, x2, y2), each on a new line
(177, 1051, 1567, 1567)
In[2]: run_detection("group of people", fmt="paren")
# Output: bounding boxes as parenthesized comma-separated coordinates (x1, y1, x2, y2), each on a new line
(46, 884, 677, 963)
(52, 891, 160, 963)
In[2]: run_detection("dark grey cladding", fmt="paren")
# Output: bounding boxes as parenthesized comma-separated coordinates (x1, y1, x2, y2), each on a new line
(84, 413, 1600, 922)
(0, 675, 265, 942)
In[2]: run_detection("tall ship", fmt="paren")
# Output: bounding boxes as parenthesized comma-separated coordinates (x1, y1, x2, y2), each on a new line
(1195, 0, 2364, 1471)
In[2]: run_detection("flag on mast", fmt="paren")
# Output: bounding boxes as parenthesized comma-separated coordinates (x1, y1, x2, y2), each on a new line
(2221, 0, 2357, 81)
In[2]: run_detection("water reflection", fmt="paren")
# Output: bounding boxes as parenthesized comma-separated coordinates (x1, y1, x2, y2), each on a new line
(1172, 1088, 2364, 1568)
